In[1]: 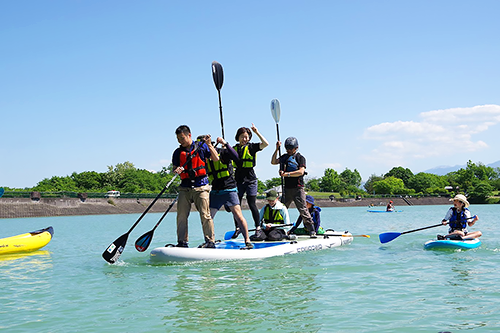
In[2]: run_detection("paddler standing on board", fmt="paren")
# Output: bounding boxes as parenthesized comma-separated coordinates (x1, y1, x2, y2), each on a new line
(205, 135, 254, 250)
(172, 125, 218, 249)
(232, 124, 269, 238)
(271, 136, 316, 238)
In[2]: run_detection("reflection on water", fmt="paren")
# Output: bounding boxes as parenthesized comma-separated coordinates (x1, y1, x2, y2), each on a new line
(0, 250, 52, 271)
(0, 251, 53, 330)
(447, 257, 475, 287)
(160, 257, 322, 332)
(1, 205, 500, 332)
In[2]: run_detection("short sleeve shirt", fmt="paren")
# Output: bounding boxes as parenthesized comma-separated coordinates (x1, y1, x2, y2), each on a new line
(279, 152, 306, 188)
(172, 141, 211, 187)
(234, 142, 262, 184)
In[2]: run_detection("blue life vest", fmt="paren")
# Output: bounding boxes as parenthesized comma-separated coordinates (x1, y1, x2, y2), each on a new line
(448, 207, 469, 230)
(285, 154, 299, 172)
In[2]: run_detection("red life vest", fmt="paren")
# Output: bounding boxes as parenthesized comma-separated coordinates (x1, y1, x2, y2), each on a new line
(179, 144, 207, 180)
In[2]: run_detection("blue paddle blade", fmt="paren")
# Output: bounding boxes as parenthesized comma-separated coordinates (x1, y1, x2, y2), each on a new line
(379, 232, 401, 244)
(0, 188, 4, 198)
(135, 232, 153, 252)
(224, 230, 236, 240)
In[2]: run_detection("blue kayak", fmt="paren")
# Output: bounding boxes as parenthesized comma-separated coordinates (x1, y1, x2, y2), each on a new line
(424, 238, 481, 250)
(367, 209, 402, 213)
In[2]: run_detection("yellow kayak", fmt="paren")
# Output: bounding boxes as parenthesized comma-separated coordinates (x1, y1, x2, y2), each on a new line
(0, 226, 54, 255)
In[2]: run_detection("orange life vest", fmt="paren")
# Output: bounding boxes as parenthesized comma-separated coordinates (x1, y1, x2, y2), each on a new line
(178, 143, 207, 180)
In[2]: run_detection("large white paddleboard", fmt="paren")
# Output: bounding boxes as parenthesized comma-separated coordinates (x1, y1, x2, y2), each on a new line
(150, 231, 353, 263)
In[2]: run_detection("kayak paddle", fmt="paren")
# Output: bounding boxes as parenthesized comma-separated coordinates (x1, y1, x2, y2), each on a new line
(102, 174, 180, 263)
(0, 187, 4, 198)
(134, 195, 178, 252)
(270, 98, 284, 200)
(379, 215, 477, 243)
(212, 61, 225, 139)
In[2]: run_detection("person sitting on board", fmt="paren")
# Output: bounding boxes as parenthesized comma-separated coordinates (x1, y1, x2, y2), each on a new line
(250, 190, 290, 241)
(231, 124, 269, 238)
(386, 200, 395, 212)
(271, 136, 317, 238)
(205, 135, 253, 249)
(438, 194, 482, 240)
(288, 195, 325, 236)
(172, 125, 218, 248)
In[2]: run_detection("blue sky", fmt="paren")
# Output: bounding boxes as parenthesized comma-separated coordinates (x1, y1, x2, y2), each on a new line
(1, 1, 499, 189)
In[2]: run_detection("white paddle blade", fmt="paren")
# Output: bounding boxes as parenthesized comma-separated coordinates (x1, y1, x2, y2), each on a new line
(270, 99, 281, 123)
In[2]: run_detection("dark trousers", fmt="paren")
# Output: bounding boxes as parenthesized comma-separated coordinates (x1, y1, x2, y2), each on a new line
(284, 187, 314, 232)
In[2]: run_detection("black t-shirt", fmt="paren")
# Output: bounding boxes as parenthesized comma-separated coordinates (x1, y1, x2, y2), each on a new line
(234, 142, 262, 184)
(279, 152, 306, 188)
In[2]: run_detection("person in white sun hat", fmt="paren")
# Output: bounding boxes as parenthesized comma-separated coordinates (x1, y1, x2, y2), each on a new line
(438, 194, 482, 240)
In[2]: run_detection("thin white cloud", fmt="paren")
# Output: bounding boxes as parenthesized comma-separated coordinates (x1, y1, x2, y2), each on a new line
(361, 104, 500, 166)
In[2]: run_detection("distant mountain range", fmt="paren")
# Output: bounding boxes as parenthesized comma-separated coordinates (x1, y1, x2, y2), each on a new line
(423, 160, 500, 176)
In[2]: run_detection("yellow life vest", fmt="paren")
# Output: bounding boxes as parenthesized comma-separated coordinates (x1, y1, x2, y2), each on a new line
(234, 144, 255, 168)
(206, 155, 230, 182)
(263, 205, 285, 224)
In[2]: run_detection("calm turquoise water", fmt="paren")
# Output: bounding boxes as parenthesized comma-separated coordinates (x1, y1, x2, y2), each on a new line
(1, 204, 499, 332)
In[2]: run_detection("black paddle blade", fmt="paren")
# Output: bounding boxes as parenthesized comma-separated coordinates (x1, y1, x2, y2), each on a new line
(135, 231, 154, 252)
(212, 61, 224, 90)
(102, 233, 128, 264)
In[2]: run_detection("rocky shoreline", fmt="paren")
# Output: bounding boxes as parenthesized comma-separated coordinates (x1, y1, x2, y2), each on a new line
(0, 196, 452, 219)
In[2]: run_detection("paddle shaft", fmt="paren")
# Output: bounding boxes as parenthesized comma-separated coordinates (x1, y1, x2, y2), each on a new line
(134, 195, 178, 252)
(217, 90, 225, 139)
(271, 99, 284, 201)
(124, 174, 178, 235)
(103, 144, 199, 263)
(212, 61, 225, 139)
(401, 215, 477, 235)
(126, 142, 203, 234)
(400, 223, 442, 235)
(276, 123, 285, 200)
(251, 223, 293, 233)
(148, 196, 177, 232)
(102, 175, 178, 262)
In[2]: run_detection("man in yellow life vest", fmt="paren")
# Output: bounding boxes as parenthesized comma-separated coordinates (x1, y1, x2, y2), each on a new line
(205, 136, 253, 249)
(250, 190, 290, 241)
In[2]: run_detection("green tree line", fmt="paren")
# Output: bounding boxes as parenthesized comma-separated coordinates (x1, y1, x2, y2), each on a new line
(3, 160, 500, 203)
(5, 162, 180, 195)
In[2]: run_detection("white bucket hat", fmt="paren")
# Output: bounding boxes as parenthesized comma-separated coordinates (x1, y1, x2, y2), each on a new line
(450, 194, 469, 208)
